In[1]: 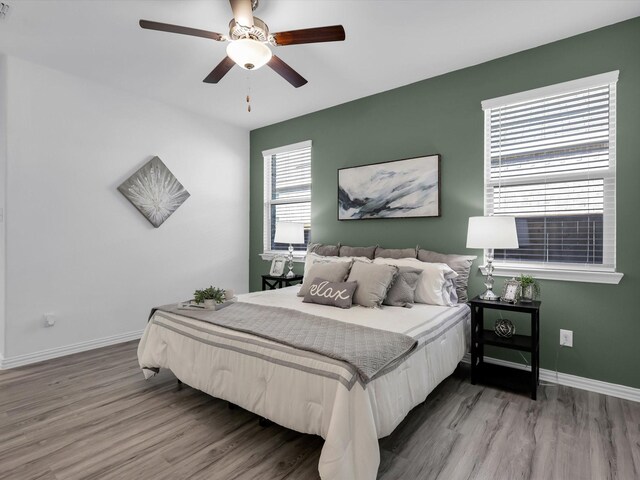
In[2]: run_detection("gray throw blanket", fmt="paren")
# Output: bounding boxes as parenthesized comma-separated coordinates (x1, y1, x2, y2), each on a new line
(150, 302, 417, 384)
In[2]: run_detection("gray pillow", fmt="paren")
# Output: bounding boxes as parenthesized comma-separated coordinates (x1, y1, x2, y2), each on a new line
(347, 261, 398, 308)
(417, 249, 477, 303)
(308, 243, 340, 257)
(339, 245, 377, 259)
(298, 261, 352, 297)
(303, 278, 357, 309)
(375, 246, 418, 259)
(383, 267, 422, 308)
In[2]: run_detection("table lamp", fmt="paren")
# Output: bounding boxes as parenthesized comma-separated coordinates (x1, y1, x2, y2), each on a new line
(274, 221, 304, 278)
(466, 216, 519, 300)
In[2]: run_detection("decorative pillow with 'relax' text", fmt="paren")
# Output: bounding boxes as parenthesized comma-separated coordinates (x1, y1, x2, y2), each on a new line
(303, 278, 358, 309)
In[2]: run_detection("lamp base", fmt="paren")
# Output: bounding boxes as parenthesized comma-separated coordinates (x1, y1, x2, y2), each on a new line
(479, 251, 499, 301)
(479, 289, 500, 301)
(285, 244, 295, 278)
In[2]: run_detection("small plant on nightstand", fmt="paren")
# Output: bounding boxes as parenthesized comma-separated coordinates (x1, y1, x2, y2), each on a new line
(194, 286, 226, 307)
(518, 275, 540, 303)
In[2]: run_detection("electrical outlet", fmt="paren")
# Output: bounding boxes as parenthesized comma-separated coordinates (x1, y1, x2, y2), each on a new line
(560, 329, 573, 347)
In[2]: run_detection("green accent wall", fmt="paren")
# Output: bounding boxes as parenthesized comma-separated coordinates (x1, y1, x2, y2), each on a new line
(250, 18, 640, 389)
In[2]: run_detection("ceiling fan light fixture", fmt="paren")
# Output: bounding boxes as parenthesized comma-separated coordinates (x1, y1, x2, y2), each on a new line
(226, 38, 272, 70)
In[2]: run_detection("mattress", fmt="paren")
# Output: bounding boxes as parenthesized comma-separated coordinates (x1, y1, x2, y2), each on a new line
(138, 286, 470, 480)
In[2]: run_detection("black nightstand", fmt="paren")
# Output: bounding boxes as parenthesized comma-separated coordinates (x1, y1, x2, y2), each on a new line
(469, 296, 541, 400)
(261, 274, 304, 291)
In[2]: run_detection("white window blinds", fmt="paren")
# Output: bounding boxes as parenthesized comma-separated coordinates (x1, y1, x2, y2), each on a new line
(263, 141, 312, 253)
(482, 71, 618, 270)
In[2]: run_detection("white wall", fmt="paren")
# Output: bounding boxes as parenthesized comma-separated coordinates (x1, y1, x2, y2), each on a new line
(3, 56, 249, 360)
(0, 55, 7, 359)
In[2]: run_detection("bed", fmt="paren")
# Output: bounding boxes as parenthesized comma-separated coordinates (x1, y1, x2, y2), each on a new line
(137, 286, 470, 480)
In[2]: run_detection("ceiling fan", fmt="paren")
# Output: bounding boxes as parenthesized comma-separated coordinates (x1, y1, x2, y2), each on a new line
(139, 0, 345, 88)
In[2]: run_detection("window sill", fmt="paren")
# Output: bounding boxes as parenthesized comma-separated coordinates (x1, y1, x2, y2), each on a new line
(479, 265, 624, 285)
(260, 252, 306, 263)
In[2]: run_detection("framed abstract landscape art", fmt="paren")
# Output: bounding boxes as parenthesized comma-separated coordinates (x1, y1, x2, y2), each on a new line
(338, 154, 441, 220)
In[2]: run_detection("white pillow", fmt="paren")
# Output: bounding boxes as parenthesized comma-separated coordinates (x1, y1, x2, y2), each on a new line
(443, 278, 459, 305)
(303, 252, 371, 278)
(373, 257, 458, 306)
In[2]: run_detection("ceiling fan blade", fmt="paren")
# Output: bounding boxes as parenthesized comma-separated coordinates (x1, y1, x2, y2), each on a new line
(268, 55, 307, 88)
(272, 25, 345, 46)
(139, 20, 224, 41)
(229, 0, 254, 27)
(203, 57, 236, 83)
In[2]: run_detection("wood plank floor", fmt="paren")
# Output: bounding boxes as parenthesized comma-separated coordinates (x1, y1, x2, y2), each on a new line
(1, 341, 638, 480)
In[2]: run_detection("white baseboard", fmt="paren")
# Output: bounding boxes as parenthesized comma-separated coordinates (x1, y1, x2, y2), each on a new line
(461, 354, 640, 403)
(0, 330, 144, 369)
(2, 334, 637, 403)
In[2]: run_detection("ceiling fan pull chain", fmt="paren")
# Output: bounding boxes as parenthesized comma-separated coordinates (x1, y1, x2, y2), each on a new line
(246, 74, 252, 113)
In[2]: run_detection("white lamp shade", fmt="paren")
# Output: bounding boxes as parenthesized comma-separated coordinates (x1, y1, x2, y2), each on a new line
(466, 216, 519, 249)
(226, 39, 272, 70)
(274, 222, 304, 244)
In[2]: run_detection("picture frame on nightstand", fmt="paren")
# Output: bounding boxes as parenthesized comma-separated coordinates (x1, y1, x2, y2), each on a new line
(269, 256, 286, 277)
(501, 278, 520, 303)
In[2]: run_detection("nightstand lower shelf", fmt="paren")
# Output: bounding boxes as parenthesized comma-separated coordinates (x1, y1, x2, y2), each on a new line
(474, 362, 533, 396)
(481, 330, 535, 351)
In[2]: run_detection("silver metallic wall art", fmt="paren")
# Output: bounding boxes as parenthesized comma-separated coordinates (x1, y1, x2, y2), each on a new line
(118, 156, 190, 228)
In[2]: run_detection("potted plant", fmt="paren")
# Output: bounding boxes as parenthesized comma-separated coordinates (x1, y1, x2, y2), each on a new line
(518, 275, 540, 303)
(194, 286, 226, 308)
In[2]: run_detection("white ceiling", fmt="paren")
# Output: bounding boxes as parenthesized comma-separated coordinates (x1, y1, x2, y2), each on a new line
(1, 0, 639, 130)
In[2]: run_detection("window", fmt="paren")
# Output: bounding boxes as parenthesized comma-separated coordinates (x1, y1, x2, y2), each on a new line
(482, 71, 622, 283)
(263, 140, 311, 255)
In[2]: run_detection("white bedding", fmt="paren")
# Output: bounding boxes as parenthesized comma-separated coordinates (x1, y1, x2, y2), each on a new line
(138, 286, 470, 480)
